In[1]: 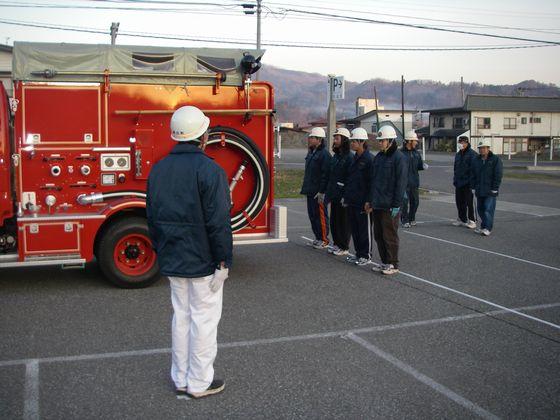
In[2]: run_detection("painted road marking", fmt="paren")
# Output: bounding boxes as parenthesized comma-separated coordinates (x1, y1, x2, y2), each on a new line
(403, 230, 560, 272)
(347, 333, 500, 420)
(23, 360, 39, 420)
(2, 302, 558, 369)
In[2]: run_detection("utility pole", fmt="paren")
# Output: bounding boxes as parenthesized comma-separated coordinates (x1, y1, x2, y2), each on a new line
(460, 76, 464, 103)
(255, 0, 262, 81)
(401, 75, 405, 141)
(110, 22, 119, 45)
(327, 75, 336, 153)
(374, 85, 379, 133)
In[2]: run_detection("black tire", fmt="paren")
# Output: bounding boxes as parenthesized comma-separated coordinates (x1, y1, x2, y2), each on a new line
(97, 217, 161, 289)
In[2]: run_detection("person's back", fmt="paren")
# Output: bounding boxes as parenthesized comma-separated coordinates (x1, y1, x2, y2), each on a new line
(148, 143, 232, 278)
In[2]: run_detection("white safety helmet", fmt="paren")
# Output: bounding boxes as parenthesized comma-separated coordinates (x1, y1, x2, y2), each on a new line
(405, 130, 418, 141)
(333, 127, 351, 139)
(477, 138, 492, 148)
(377, 125, 398, 140)
(350, 127, 369, 141)
(170, 105, 210, 142)
(308, 127, 326, 138)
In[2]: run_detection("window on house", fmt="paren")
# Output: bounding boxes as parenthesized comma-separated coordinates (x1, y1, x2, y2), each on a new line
(521, 117, 527, 124)
(476, 117, 491, 129)
(453, 117, 464, 129)
(437, 117, 445, 128)
(530, 117, 542, 123)
(504, 117, 517, 129)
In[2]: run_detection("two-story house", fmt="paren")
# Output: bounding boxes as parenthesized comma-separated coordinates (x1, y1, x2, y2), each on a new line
(424, 95, 560, 154)
(340, 108, 417, 142)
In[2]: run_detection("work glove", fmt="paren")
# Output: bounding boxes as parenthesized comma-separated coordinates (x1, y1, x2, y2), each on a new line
(341, 198, 348, 208)
(209, 267, 229, 293)
(390, 207, 400, 218)
(314, 192, 325, 204)
(491, 190, 499, 196)
(364, 202, 372, 214)
(423, 163, 429, 170)
(403, 191, 408, 200)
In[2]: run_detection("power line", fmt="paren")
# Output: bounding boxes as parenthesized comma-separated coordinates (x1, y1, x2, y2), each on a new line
(276, 7, 560, 46)
(0, 18, 555, 51)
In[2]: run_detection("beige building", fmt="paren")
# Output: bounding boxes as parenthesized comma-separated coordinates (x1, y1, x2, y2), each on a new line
(0, 44, 12, 96)
(425, 95, 560, 154)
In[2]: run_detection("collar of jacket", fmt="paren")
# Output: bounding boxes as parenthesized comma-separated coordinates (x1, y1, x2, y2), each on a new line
(384, 140, 398, 156)
(478, 150, 494, 160)
(170, 142, 205, 155)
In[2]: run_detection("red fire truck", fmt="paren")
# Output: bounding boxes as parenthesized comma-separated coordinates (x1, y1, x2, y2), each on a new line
(0, 42, 287, 288)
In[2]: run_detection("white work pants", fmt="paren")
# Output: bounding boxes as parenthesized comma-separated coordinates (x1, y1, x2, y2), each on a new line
(169, 275, 223, 393)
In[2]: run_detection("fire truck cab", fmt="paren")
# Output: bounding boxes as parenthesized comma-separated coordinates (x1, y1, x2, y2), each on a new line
(0, 42, 287, 288)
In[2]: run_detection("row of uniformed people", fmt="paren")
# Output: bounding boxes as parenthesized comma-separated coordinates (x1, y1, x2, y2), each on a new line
(301, 125, 425, 275)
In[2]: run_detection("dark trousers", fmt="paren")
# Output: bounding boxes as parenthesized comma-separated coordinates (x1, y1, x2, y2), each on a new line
(477, 196, 497, 231)
(455, 185, 475, 223)
(330, 201, 351, 250)
(306, 195, 329, 243)
(348, 206, 371, 259)
(401, 187, 420, 224)
(373, 209, 400, 268)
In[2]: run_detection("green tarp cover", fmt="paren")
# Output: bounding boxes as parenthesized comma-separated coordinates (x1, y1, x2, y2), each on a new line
(13, 42, 263, 86)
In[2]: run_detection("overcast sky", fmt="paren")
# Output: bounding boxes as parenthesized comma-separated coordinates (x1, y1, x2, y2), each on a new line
(1, 0, 559, 85)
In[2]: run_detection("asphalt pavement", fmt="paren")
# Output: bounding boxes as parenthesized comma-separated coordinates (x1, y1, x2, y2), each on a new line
(1, 153, 560, 419)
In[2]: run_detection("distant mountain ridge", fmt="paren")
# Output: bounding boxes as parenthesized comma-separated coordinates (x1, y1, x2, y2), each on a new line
(259, 65, 560, 125)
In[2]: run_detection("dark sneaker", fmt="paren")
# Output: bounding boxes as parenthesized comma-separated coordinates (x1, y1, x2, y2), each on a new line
(187, 379, 225, 399)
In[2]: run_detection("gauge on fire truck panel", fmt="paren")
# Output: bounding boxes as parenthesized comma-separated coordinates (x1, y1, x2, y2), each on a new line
(100, 154, 130, 171)
(101, 173, 116, 186)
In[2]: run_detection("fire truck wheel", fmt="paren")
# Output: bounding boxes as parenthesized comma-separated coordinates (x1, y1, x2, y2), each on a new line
(97, 217, 160, 289)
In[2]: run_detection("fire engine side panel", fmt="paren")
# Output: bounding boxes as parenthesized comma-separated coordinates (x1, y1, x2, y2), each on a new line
(12, 81, 275, 261)
(0, 83, 13, 225)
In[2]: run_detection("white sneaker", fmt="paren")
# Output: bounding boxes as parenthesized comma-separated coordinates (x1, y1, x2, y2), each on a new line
(355, 257, 370, 266)
(327, 245, 339, 254)
(465, 220, 476, 229)
(333, 248, 349, 256)
(346, 255, 357, 263)
(313, 241, 329, 249)
(481, 229, 491, 236)
(452, 219, 463, 226)
(410, 221, 417, 226)
(382, 264, 399, 275)
(474, 227, 481, 234)
(402, 222, 411, 228)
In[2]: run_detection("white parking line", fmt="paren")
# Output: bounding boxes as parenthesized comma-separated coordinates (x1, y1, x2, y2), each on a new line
(301, 235, 560, 332)
(23, 360, 39, 420)
(2, 302, 558, 369)
(403, 230, 560, 272)
(347, 333, 499, 420)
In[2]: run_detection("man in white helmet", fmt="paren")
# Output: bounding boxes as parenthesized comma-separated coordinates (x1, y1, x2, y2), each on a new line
(300, 127, 332, 249)
(400, 130, 426, 228)
(147, 105, 232, 399)
(470, 138, 503, 236)
(343, 127, 373, 265)
(366, 125, 407, 275)
(325, 127, 353, 256)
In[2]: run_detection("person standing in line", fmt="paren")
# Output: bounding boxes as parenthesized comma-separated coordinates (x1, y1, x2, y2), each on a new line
(342, 127, 373, 266)
(400, 130, 427, 228)
(325, 127, 353, 256)
(366, 125, 407, 275)
(470, 138, 503, 236)
(300, 127, 331, 249)
(147, 106, 232, 399)
(453, 135, 477, 229)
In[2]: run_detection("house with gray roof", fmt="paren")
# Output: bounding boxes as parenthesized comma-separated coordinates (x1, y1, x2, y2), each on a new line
(424, 95, 560, 155)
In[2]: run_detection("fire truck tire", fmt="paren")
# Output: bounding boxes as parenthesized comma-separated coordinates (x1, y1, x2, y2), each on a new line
(97, 217, 160, 289)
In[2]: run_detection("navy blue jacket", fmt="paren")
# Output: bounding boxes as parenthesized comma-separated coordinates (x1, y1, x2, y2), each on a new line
(369, 141, 408, 210)
(470, 151, 503, 198)
(300, 145, 331, 196)
(146, 143, 233, 278)
(454, 144, 477, 188)
(325, 151, 352, 203)
(401, 146, 424, 189)
(342, 150, 373, 208)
